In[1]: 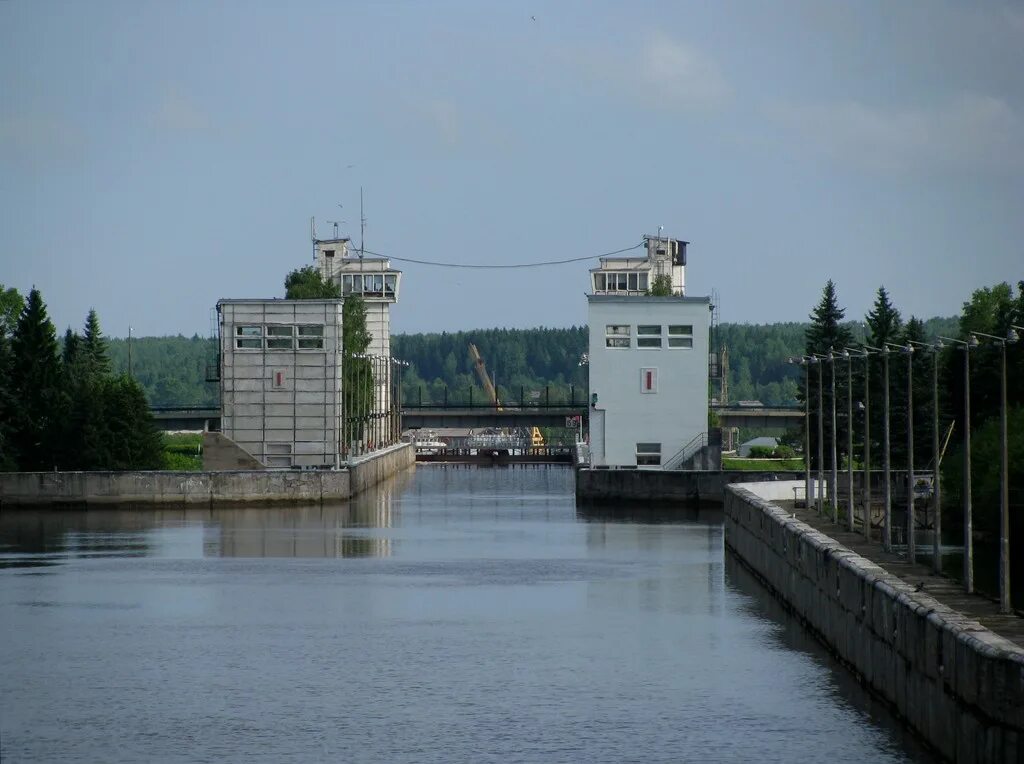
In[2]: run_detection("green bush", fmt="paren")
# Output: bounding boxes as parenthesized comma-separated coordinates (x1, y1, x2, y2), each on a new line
(748, 445, 776, 458)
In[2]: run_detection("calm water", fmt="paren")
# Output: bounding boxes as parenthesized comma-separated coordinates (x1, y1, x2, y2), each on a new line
(1, 466, 936, 763)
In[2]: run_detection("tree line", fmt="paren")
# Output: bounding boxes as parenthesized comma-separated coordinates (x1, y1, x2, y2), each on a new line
(0, 285, 163, 471)
(799, 278, 1024, 562)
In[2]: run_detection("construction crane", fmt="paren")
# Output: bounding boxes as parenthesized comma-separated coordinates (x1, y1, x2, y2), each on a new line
(468, 343, 500, 408)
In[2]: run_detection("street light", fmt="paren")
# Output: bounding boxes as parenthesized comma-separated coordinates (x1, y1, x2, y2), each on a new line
(940, 335, 977, 593)
(849, 346, 874, 541)
(887, 342, 916, 563)
(972, 329, 1013, 614)
(788, 355, 814, 508)
(827, 348, 839, 524)
(811, 353, 828, 515)
(839, 349, 855, 531)
(911, 339, 943, 574)
(864, 344, 894, 551)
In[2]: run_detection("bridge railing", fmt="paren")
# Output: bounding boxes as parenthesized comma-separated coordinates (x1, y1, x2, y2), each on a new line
(402, 385, 584, 409)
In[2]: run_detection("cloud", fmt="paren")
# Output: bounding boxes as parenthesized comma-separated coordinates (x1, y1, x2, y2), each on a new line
(577, 33, 731, 112)
(769, 93, 1022, 174)
(153, 87, 210, 131)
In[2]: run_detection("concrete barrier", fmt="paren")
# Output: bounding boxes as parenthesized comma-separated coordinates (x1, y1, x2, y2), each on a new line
(0, 444, 415, 507)
(725, 483, 1024, 763)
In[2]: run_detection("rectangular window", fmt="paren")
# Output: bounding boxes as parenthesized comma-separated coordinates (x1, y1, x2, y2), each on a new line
(637, 337, 662, 348)
(298, 338, 324, 349)
(594, 273, 606, 292)
(266, 338, 294, 350)
(297, 325, 323, 336)
(637, 325, 661, 335)
(235, 326, 261, 337)
(385, 274, 397, 294)
(628, 273, 638, 291)
(342, 275, 353, 294)
(266, 325, 293, 337)
(668, 337, 694, 349)
(636, 442, 661, 466)
(617, 273, 628, 290)
(606, 324, 630, 348)
(638, 273, 649, 291)
(235, 338, 261, 349)
(668, 325, 693, 335)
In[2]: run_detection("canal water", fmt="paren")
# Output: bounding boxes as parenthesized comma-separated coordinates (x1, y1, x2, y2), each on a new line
(1, 466, 937, 763)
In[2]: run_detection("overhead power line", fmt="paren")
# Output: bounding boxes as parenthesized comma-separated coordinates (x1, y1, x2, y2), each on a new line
(357, 242, 644, 269)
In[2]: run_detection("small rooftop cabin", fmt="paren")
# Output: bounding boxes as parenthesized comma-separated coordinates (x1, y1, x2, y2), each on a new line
(589, 235, 688, 297)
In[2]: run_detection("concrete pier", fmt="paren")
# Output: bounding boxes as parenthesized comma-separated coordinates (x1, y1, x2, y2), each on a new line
(0, 443, 414, 507)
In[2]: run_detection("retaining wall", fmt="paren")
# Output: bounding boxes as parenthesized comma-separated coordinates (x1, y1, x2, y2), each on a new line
(725, 483, 1024, 763)
(576, 468, 805, 504)
(0, 444, 415, 507)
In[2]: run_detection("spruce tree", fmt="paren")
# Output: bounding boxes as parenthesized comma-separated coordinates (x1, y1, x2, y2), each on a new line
(866, 286, 903, 348)
(104, 375, 163, 469)
(804, 281, 853, 477)
(10, 289, 64, 470)
(82, 309, 110, 377)
(62, 328, 81, 369)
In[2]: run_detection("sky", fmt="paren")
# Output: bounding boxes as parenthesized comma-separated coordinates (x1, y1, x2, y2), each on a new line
(2, 0, 1022, 339)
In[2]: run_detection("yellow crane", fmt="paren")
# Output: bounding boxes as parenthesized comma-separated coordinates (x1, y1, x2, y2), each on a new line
(468, 343, 544, 448)
(468, 343, 500, 408)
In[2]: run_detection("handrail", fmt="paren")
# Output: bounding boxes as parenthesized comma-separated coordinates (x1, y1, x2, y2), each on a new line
(663, 431, 707, 470)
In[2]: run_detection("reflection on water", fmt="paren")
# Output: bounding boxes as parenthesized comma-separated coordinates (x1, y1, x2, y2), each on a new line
(0, 465, 935, 763)
(0, 466, 414, 566)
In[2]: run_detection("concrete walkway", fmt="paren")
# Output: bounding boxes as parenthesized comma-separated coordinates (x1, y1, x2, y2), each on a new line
(782, 501, 1024, 650)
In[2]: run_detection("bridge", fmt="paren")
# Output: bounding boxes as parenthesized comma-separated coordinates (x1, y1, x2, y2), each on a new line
(712, 405, 804, 430)
(149, 402, 802, 433)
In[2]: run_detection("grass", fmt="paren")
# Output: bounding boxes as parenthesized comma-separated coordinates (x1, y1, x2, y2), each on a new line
(722, 457, 805, 472)
(162, 432, 203, 471)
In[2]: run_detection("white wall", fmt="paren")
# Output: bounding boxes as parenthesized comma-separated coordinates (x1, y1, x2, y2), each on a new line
(587, 295, 710, 467)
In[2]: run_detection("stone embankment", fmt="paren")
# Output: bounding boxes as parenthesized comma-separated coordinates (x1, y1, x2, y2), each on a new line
(0, 443, 414, 507)
(725, 482, 1023, 763)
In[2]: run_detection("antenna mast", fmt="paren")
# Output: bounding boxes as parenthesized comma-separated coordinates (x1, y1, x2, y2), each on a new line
(359, 186, 366, 260)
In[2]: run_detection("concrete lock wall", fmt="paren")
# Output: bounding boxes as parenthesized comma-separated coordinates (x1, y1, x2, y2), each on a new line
(0, 444, 415, 507)
(575, 468, 807, 504)
(724, 482, 1024, 763)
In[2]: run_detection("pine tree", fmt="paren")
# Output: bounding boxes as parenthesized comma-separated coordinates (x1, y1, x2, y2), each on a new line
(104, 375, 163, 469)
(804, 281, 854, 476)
(10, 289, 65, 470)
(866, 286, 903, 348)
(62, 328, 81, 369)
(82, 309, 110, 377)
(805, 280, 853, 356)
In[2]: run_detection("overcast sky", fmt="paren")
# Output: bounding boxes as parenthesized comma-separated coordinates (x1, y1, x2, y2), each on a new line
(2, 1, 1022, 338)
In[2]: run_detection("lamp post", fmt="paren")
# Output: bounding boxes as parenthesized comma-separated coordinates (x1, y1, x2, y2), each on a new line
(788, 355, 813, 508)
(912, 340, 943, 573)
(888, 342, 916, 563)
(841, 349, 855, 531)
(875, 345, 893, 551)
(940, 335, 976, 593)
(811, 353, 828, 514)
(974, 330, 1014, 613)
(852, 347, 875, 541)
(828, 348, 839, 524)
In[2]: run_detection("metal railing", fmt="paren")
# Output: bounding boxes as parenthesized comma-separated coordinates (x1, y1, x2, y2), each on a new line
(663, 432, 708, 470)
